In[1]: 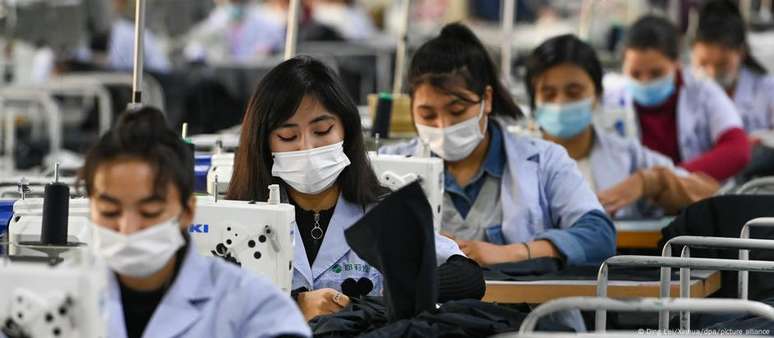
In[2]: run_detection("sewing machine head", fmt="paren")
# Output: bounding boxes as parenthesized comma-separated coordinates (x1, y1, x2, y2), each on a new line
(7, 198, 91, 258)
(189, 191, 295, 293)
(0, 254, 108, 338)
(367, 152, 444, 232)
(206, 152, 234, 196)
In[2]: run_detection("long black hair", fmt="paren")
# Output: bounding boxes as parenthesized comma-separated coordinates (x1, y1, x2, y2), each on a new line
(79, 107, 194, 211)
(408, 22, 523, 119)
(695, 0, 767, 74)
(624, 15, 680, 61)
(524, 34, 603, 109)
(227, 56, 385, 205)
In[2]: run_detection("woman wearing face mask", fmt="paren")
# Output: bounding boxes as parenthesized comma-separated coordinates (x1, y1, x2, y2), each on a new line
(227, 56, 485, 321)
(526, 34, 719, 217)
(691, 0, 774, 134)
(380, 23, 615, 268)
(605, 15, 750, 182)
(80, 108, 310, 338)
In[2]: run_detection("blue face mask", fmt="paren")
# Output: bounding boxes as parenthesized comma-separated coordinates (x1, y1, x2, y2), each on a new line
(627, 72, 676, 107)
(534, 98, 594, 139)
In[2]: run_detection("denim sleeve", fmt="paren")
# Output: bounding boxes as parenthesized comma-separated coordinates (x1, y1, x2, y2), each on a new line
(535, 210, 616, 266)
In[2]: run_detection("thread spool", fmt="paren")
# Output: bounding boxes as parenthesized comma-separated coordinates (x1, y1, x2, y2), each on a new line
(40, 182, 69, 245)
(371, 93, 393, 139)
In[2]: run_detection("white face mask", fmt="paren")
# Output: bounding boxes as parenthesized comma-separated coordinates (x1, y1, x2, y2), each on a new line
(93, 216, 184, 278)
(271, 141, 351, 194)
(693, 67, 738, 89)
(415, 100, 487, 162)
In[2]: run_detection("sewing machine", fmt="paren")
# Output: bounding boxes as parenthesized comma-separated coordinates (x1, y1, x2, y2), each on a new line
(206, 152, 235, 196)
(367, 152, 444, 232)
(0, 253, 108, 338)
(189, 185, 295, 293)
(7, 198, 91, 258)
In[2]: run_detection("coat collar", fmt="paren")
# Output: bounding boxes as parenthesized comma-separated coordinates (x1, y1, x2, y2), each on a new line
(107, 242, 215, 338)
(293, 193, 366, 285)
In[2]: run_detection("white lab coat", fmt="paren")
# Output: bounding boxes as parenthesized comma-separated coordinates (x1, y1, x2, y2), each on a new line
(588, 127, 684, 218)
(292, 194, 464, 294)
(732, 67, 774, 133)
(108, 18, 171, 73)
(311, 3, 377, 40)
(184, 4, 284, 62)
(106, 243, 310, 338)
(603, 72, 744, 163)
(380, 120, 616, 266)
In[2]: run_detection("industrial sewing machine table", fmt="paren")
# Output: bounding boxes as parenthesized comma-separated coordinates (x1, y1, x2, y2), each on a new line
(483, 270, 720, 304)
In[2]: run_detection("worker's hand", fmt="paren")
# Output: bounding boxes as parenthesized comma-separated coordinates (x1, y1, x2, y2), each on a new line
(597, 173, 645, 216)
(296, 288, 350, 321)
(456, 240, 522, 266)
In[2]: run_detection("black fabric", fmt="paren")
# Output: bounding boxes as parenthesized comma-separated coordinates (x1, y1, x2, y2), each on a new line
(309, 297, 573, 337)
(341, 277, 375, 299)
(738, 144, 774, 183)
(120, 282, 166, 338)
(291, 287, 309, 302)
(181, 76, 245, 134)
(484, 263, 687, 282)
(700, 297, 774, 331)
(291, 197, 335, 266)
(658, 195, 774, 300)
(344, 181, 437, 321)
(436, 255, 486, 303)
(482, 257, 563, 280)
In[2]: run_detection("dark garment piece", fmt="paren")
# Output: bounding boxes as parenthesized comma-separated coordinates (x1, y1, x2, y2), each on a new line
(119, 241, 188, 338)
(738, 143, 774, 183)
(120, 284, 165, 338)
(699, 297, 774, 331)
(290, 195, 335, 265)
(659, 195, 774, 300)
(292, 256, 484, 302)
(436, 255, 486, 303)
(345, 181, 438, 321)
(310, 297, 573, 337)
(485, 264, 687, 282)
(181, 76, 244, 134)
(482, 257, 563, 280)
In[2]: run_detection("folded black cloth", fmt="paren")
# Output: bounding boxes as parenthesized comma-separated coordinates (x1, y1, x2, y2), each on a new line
(436, 255, 485, 303)
(699, 297, 774, 332)
(345, 181, 438, 321)
(485, 263, 688, 282)
(482, 257, 563, 280)
(659, 195, 774, 300)
(309, 297, 573, 338)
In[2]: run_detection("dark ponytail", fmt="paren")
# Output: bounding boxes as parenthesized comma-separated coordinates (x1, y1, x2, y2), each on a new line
(525, 34, 603, 109)
(624, 15, 680, 61)
(695, 0, 767, 74)
(79, 107, 194, 211)
(408, 22, 523, 119)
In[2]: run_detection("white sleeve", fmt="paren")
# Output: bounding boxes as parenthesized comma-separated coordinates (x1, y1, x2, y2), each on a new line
(701, 80, 744, 141)
(434, 233, 464, 266)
